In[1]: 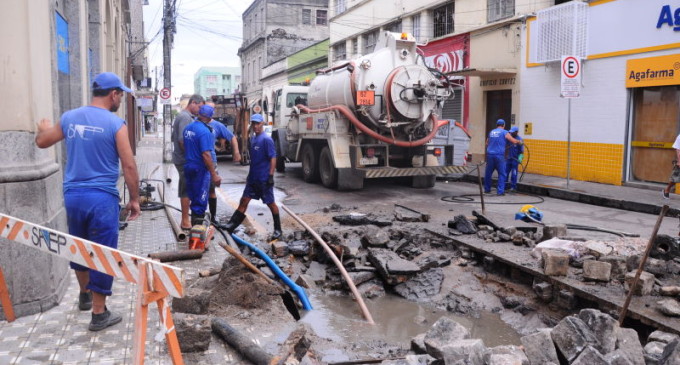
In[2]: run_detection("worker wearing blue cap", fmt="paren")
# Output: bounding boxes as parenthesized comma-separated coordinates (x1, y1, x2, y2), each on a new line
(35, 72, 140, 331)
(505, 126, 524, 192)
(184, 105, 221, 224)
(484, 119, 522, 196)
(223, 113, 282, 241)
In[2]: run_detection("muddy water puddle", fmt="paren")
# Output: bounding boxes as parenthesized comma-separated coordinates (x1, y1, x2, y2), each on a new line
(300, 292, 520, 359)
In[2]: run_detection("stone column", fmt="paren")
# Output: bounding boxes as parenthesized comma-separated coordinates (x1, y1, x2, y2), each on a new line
(0, 1, 73, 319)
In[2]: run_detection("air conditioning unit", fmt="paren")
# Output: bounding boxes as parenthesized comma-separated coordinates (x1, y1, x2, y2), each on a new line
(534, 1, 588, 63)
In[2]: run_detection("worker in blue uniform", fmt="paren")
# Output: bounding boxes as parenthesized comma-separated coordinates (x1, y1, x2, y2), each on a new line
(183, 107, 221, 224)
(484, 119, 522, 196)
(196, 104, 241, 224)
(223, 114, 282, 241)
(35, 72, 140, 331)
(505, 126, 524, 192)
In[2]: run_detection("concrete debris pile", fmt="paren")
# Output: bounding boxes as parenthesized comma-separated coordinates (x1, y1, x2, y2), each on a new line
(282, 224, 456, 302)
(447, 211, 544, 248)
(401, 309, 680, 365)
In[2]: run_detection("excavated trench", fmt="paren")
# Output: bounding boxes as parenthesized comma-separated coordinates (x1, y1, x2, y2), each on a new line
(172, 200, 680, 363)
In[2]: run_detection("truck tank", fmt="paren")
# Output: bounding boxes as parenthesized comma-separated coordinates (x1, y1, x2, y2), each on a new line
(307, 31, 450, 139)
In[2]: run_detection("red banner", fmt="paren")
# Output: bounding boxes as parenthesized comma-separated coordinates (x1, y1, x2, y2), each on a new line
(418, 33, 469, 74)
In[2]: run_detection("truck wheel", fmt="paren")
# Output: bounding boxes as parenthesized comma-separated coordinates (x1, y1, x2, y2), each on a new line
(412, 175, 436, 188)
(301, 144, 319, 182)
(276, 156, 286, 173)
(319, 146, 337, 188)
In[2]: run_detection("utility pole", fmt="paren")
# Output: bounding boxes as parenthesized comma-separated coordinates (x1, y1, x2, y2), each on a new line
(162, 0, 174, 162)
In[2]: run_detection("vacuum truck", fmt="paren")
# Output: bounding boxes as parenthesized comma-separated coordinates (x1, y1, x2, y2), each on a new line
(271, 31, 469, 190)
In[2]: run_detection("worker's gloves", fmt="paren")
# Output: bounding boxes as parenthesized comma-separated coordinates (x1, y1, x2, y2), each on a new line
(267, 174, 274, 186)
(518, 154, 524, 163)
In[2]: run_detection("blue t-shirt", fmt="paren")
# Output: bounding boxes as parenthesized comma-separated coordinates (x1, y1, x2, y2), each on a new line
(487, 128, 508, 155)
(248, 132, 276, 183)
(508, 135, 524, 159)
(183, 121, 214, 168)
(208, 120, 234, 162)
(60, 106, 125, 197)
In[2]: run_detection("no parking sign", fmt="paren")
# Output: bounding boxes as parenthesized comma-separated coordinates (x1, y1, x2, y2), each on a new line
(561, 56, 581, 98)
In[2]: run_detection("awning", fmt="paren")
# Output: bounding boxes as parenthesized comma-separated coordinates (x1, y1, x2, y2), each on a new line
(446, 68, 517, 77)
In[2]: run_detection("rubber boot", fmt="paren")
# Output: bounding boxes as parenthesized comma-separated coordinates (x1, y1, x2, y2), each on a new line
(270, 214, 282, 241)
(191, 213, 207, 226)
(224, 210, 246, 233)
(208, 198, 217, 224)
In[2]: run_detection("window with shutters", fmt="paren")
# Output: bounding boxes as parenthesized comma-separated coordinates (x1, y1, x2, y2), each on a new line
(412, 14, 421, 41)
(487, 0, 514, 23)
(302, 9, 311, 25)
(433, 3, 454, 37)
(363, 30, 379, 54)
(336, 0, 346, 15)
(333, 42, 346, 61)
(316, 10, 327, 25)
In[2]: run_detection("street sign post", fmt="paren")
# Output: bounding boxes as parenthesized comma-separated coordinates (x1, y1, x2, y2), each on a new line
(561, 56, 581, 98)
(561, 56, 582, 189)
(159, 87, 171, 105)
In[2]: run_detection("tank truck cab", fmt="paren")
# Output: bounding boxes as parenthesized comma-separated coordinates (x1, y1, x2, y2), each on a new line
(270, 85, 308, 171)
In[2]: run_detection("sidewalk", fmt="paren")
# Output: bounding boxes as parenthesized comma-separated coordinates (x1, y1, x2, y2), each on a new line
(0, 136, 233, 364)
(460, 169, 679, 218)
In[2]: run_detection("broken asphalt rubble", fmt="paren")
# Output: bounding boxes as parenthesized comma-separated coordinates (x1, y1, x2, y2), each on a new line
(168, 202, 680, 363)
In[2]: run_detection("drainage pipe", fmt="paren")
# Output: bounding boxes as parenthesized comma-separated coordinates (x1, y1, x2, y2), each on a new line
(159, 184, 186, 241)
(281, 204, 375, 325)
(230, 233, 313, 311)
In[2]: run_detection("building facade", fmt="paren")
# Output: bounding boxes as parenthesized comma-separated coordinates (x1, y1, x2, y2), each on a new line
(238, 0, 329, 109)
(0, 0, 144, 319)
(193, 66, 241, 100)
(521, 0, 680, 187)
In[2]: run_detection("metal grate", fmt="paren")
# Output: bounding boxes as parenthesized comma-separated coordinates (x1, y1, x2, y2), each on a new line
(535, 1, 588, 63)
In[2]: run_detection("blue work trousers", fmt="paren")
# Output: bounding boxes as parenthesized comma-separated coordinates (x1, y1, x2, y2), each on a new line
(184, 163, 210, 217)
(65, 189, 119, 296)
(484, 154, 507, 195)
(506, 159, 519, 190)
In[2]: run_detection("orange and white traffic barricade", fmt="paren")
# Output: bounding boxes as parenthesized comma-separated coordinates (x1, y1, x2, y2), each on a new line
(0, 213, 186, 365)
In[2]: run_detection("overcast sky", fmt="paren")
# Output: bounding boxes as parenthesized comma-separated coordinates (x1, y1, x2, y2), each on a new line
(143, 0, 249, 101)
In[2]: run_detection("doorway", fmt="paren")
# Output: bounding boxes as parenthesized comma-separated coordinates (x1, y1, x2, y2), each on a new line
(485, 90, 512, 135)
(629, 85, 680, 183)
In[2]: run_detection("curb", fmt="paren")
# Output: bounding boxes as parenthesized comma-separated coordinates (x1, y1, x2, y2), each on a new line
(459, 175, 680, 218)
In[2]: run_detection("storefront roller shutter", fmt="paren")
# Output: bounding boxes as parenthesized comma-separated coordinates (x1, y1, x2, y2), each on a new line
(442, 89, 462, 122)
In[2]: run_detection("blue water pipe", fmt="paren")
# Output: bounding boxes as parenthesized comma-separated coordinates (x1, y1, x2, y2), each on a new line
(230, 233, 313, 310)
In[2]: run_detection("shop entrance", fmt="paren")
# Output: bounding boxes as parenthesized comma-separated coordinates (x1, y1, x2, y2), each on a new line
(629, 86, 680, 184)
(485, 90, 512, 135)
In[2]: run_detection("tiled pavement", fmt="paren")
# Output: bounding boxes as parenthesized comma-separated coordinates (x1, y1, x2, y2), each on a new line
(0, 136, 235, 364)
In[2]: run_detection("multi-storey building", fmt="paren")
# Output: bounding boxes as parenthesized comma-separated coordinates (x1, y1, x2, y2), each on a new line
(238, 0, 329, 111)
(0, 0, 145, 319)
(194, 66, 241, 100)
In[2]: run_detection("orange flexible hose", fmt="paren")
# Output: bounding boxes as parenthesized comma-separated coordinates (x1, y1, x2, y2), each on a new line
(296, 104, 448, 147)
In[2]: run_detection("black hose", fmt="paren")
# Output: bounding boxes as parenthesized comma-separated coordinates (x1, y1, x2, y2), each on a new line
(441, 193, 545, 205)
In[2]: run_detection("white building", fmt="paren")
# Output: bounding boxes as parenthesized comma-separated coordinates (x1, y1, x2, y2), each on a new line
(521, 0, 680, 187)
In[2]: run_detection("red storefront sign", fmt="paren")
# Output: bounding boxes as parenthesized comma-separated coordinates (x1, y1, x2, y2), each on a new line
(418, 33, 469, 75)
(418, 33, 470, 125)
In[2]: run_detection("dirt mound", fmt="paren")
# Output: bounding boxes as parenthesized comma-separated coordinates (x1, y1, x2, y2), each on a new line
(209, 258, 285, 311)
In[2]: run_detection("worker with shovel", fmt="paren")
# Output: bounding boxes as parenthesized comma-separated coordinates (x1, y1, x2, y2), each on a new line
(222, 114, 282, 241)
